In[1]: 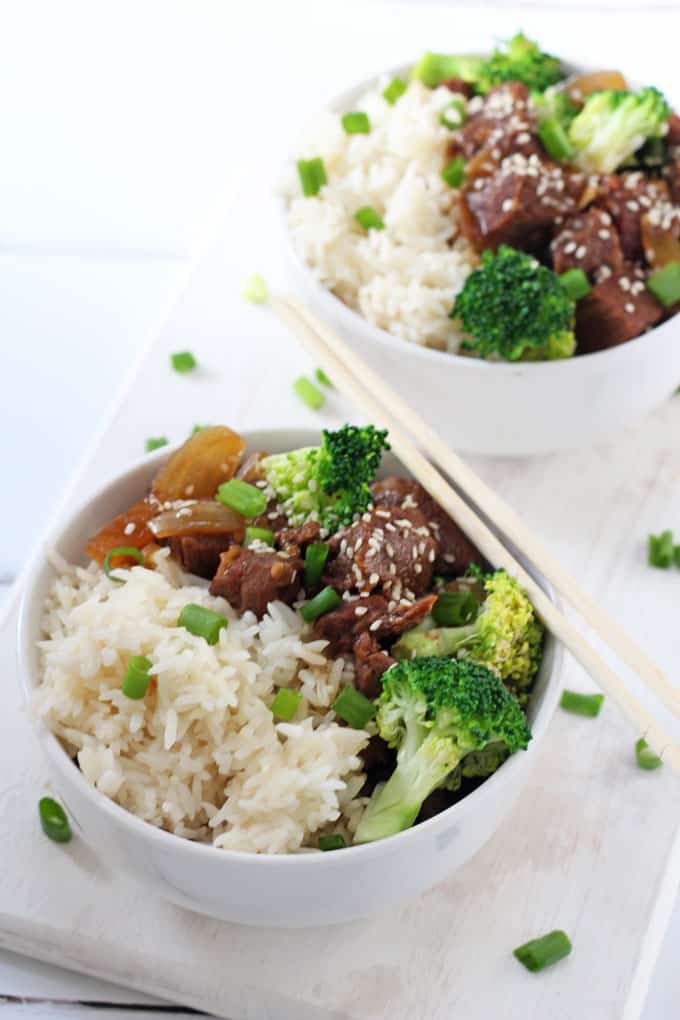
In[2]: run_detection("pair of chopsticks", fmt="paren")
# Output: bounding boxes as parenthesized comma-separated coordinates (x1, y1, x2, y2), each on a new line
(272, 294, 680, 770)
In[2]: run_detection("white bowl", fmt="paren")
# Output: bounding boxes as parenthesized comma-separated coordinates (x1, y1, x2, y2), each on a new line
(18, 428, 562, 927)
(282, 64, 680, 457)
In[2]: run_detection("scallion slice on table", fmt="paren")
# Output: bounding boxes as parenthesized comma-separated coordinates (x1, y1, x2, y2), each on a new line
(171, 351, 197, 373)
(304, 542, 329, 589)
(39, 797, 72, 844)
(217, 478, 268, 517)
(560, 690, 604, 717)
(341, 111, 370, 134)
(559, 268, 591, 301)
(441, 155, 466, 188)
(271, 688, 302, 721)
(177, 603, 229, 645)
(635, 737, 663, 770)
(383, 76, 407, 105)
(315, 367, 333, 388)
(122, 655, 153, 700)
(293, 376, 325, 410)
(646, 262, 680, 307)
(145, 436, 169, 453)
(103, 546, 144, 581)
(191, 423, 211, 435)
(432, 590, 479, 627)
(354, 206, 385, 231)
(648, 529, 675, 568)
(513, 930, 572, 972)
(439, 98, 466, 129)
(318, 834, 346, 851)
(332, 685, 376, 729)
(297, 157, 327, 197)
(300, 586, 341, 623)
(538, 116, 574, 161)
(242, 272, 269, 304)
(245, 526, 275, 548)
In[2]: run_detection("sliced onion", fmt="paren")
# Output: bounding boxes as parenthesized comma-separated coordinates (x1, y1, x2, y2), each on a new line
(152, 426, 245, 503)
(560, 70, 628, 106)
(236, 450, 267, 483)
(149, 500, 246, 540)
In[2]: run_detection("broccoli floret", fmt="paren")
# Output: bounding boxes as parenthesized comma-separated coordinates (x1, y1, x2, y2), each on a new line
(477, 33, 563, 94)
(411, 52, 483, 88)
(391, 570, 544, 700)
(532, 86, 579, 127)
(444, 740, 510, 791)
(354, 657, 531, 843)
(452, 246, 576, 362)
(261, 424, 389, 534)
(569, 86, 671, 174)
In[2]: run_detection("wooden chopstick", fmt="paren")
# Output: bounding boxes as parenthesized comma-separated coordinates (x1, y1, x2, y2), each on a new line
(272, 295, 680, 769)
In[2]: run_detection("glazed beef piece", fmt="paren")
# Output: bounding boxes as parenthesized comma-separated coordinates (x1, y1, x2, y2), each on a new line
(209, 546, 302, 617)
(453, 83, 540, 162)
(167, 535, 234, 579)
(250, 500, 288, 534)
(442, 76, 473, 98)
(323, 507, 437, 599)
(360, 735, 395, 795)
(353, 632, 396, 698)
(575, 268, 664, 354)
(598, 173, 670, 262)
(551, 208, 624, 279)
(275, 520, 321, 553)
(313, 593, 436, 655)
(371, 477, 484, 576)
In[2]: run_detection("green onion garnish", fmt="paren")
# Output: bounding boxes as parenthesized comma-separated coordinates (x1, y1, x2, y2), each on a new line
(304, 542, 329, 590)
(432, 590, 479, 627)
(411, 52, 465, 88)
(315, 367, 333, 388)
(271, 688, 302, 721)
(441, 155, 466, 188)
(354, 206, 385, 231)
(39, 797, 72, 844)
(383, 77, 407, 105)
(646, 262, 680, 307)
(293, 376, 325, 410)
(635, 737, 663, 771)
(242, 272, 268, 304)
(177, 603, 229, 645)
(245, 526, 275, 547)
(300, 585, 341, 623)
(674, 545, 680, 567)
(560, 690, 604, 717)
(122, 655, 153, 700)
(648, 529, 675, 568)
(216, 478, 267, 518)
(171, 351, 197, 373)
(332, 685, 377, 729)
(538, 116, 574, 161)
(191, 423, 211, 435)
(297, 157, 327, 197)
(103, 546, 144, 581)
(342, 111, 370, 134)
(560, 268, 591, 301)
(145, 436, 169, 453)
(439, 98, 466, 129)
(513, 930, 572, 973)
(318, 834, 346, 851)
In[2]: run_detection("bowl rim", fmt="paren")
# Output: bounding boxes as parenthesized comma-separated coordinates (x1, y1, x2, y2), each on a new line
(280, 57, 676, 372)
(18, 427, 564, 867)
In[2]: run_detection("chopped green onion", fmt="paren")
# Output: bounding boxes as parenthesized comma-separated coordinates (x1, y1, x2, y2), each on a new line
(318, 833, 346, 851)
(242, 272, 268, 304)
(304, 542, 329, 589)
(432, 590, 479, 627)
(441, 155, 466, 188)
(315, 367, 333, 388)
(177, 603, 228, 645)
(293, 376, 325, 410)
(216, 478, 267, 517)
(648, 529, 675, 568)
(513, 930, 572, 973)
(635, 737, 663, 771)
(411, 52, 465, 88)
(332, 685, 377, 729)
(297, 157, 327, 197)
(560, 268, 591, 301)
(191, 423, 211, 435)
(39, 797, 72, 844)
(538, 116, 573, 161)
(646, 262, 680, 307)
(171, 351, 197, 373)
(300, 585, 341, 623)
(103, 546, 144, 582)
(354, 206, 385, 231)
(271, 688, 302, 721)
(560, 690, 604, 718)
(122, 655, 153, 700)
(383, 77, 407, 105)
(245, 526, 275, 547)
(440, 98, 466, 129)
(342, 111, 370, 134)
(145, 436, 169, 453)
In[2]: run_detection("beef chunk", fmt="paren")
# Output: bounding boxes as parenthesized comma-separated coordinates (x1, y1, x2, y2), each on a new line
(371, 477, 484, 576)
(209, 546, 302, 617)
(459, 153, 577, 254)
(250, 500, 288, 534)
(313, 594, 436, 655)
(551, 208, 624, 279)
(353, 632, 395, 698)
(454, 83, 540, 162)
(275, 520, 321, 553)
(167, 535, 235, 579)
(360, 735, 395, 795)
(575, 268, 664, 353)
(323, 507, 437, 599)
(598, 173, 670, 261)
(666, 113, 680, 145)
(442, 77, 473, 98)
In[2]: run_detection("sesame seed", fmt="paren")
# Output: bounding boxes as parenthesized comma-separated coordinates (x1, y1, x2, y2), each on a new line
(369, 620, 381, 632)
(395, 519, 412, 529)
(575, 245, 587, 260)
(624, 302, 635, 314)
(626, 200, 639, 212)
(563, 241, 576, 254)
(598, 229, 610, 240)
(412, 546, 418, 560)
(388, 600, 397, 612)
(619, 277, 631, 292)
(354, 606, 368, 617)
(386, 543, 394, 557)
(368, 572, 380, 586)
(501, 198, 514, 212)
(418, 541, 427, 555)
(443, 553, 456, 563)
(268, 511, 280, 520)
(428, 549, 435, 562)
(389, 563, 397, 575)
(375, 510, 391, 519)
(184, 484, 195, 497)
(385, 522, 396, 533)
(414, 563, 423, 574)
(124, 522, 136, 535)
(362, 513, 372, 523)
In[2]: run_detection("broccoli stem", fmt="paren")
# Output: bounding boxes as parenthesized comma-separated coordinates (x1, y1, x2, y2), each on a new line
(391, 623, 477, 661)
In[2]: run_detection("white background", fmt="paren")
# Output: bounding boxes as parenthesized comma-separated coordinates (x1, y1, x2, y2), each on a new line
(1, 1, 679, 1016)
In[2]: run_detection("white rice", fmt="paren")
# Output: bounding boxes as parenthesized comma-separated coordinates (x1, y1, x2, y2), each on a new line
(35, 549, 369, 854)
(283, 80, 478, 352)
